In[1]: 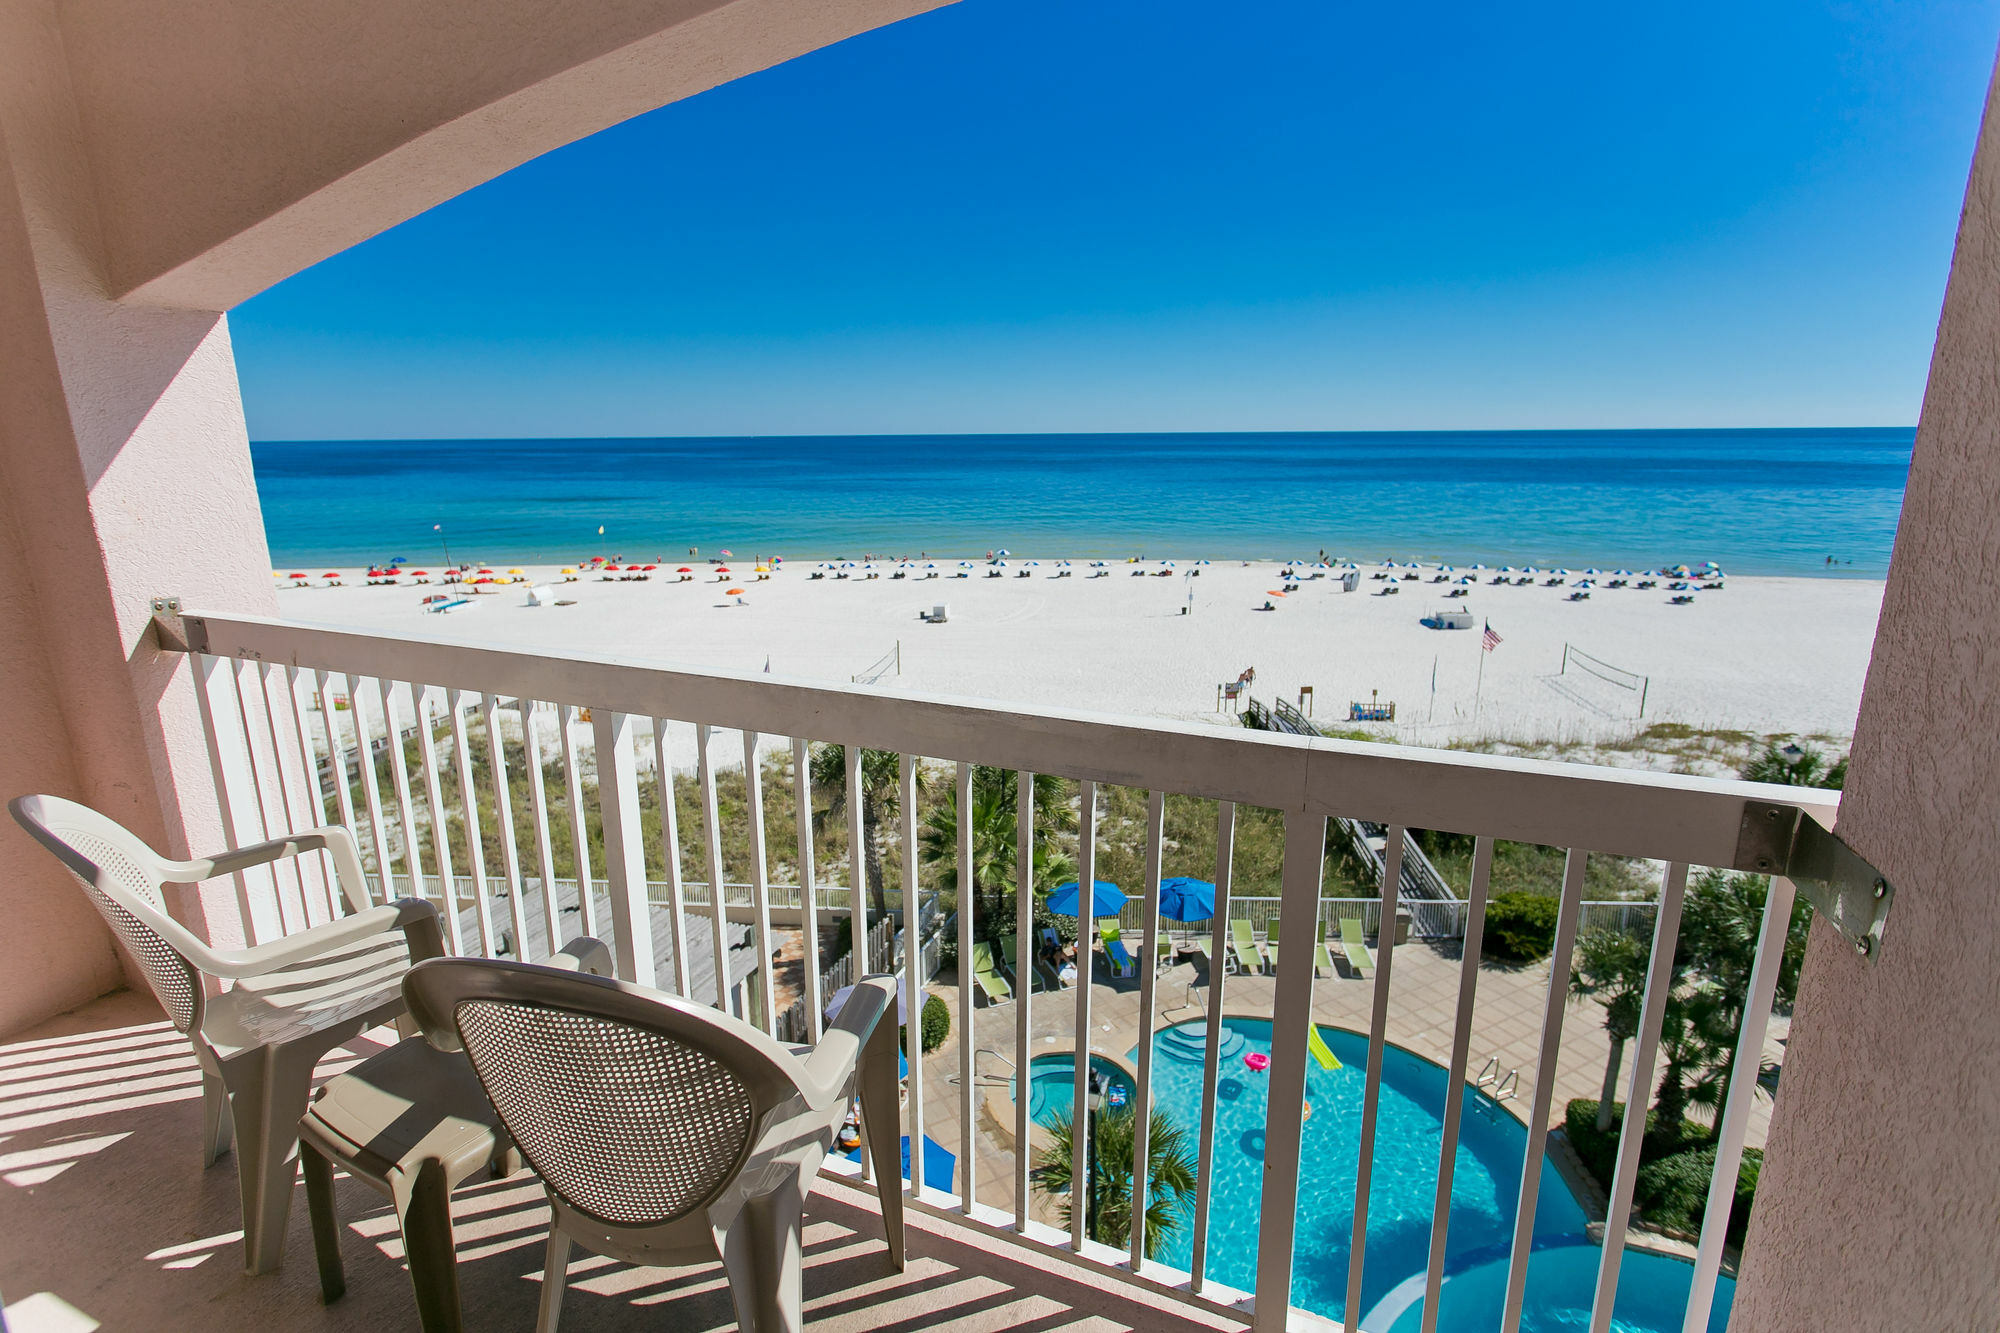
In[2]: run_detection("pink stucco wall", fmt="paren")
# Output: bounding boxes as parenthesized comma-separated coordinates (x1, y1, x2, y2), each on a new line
(0, 0, 954, 1035)
(1730, 51, 2000, 1333)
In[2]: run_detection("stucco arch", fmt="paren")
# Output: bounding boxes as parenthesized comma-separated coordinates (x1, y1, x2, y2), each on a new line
(59, 0, 954, 310)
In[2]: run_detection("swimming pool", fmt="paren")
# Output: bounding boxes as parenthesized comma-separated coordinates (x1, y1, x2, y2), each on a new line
(1131, 1018, 1732, 1331)
(1013, 1052, 1137, 1129)
(1367, 1242, 1732, 1332)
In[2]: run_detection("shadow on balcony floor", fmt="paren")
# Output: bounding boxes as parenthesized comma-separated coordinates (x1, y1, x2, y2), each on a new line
(0, 990, 1240, 1332)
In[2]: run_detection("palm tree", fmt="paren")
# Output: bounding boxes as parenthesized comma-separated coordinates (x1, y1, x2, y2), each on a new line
(807, 745, 920, 922)
(1035, 1106, 1196, 1257)
(1571, 927, 1651, 1131)
(915, 767, 1075, 932)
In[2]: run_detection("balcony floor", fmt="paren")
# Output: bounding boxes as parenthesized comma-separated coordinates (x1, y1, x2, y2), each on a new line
(0, 991, 1238, 1333)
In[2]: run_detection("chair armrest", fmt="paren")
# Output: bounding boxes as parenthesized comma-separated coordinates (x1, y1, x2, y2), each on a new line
(546, 936, 613, 976)
(797, 973, 898, 1110)
(176, 824, 378, 916)
(205, 898, 440, 980)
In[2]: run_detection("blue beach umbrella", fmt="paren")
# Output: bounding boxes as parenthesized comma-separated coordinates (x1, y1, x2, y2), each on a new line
(1157, 876, 1216, 922)
(1047, 880, 1126, 918)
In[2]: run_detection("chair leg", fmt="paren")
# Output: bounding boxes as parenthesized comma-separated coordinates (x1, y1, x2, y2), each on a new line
(857, 1018, 905, 1270)
(718, 1180, 806, 1333)
(301, 1141, 346, 1304)
(393, 1159, 463, 1333)
(201, 1067, 233, 1166)
(536, 1224, 572, 1333)
(227, 1045, 318, 1274)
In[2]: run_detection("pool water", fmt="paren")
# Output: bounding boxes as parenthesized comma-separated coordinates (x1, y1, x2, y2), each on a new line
(1370, 1243, 1733, 1332)
(1013, 1053, 1137, 1129)
(1131, 1019, 1733, 1331)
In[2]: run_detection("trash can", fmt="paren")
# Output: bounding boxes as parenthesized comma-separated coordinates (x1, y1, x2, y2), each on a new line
(1394, 907, 1412, 945)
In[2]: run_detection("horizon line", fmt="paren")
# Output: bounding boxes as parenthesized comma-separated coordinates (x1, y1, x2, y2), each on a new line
(249, 423, 1919, 445)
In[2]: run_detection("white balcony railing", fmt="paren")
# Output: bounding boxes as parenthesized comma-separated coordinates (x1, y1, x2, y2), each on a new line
(168, 610, 1837, 1333)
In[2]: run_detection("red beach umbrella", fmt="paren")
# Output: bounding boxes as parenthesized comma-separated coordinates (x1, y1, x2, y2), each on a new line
(643, 564, 657, 570)
(725, 587, 745, 595)
(676, 566, 692, 573)
(287, 572, 307, 579)
(476, 567, 494, 574)
(407, 570, 429, 576)
(322, 571, 340, 578)
(715, 566, 731, 574)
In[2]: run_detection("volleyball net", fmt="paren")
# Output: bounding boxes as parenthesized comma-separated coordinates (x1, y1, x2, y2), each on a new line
(1560, 643, 1651, 716)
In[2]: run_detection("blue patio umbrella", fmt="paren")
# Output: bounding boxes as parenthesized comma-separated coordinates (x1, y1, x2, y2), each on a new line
(1047, 879, 1126, 918)
(1157, 876, 1216, 922)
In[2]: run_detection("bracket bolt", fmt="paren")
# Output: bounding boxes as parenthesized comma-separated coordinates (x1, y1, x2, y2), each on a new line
(1854, 937, 1872, 958)
(1873, 879, 1887, 899)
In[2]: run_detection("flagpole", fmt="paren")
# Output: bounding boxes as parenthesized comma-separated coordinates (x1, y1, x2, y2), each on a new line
(1474, 629, 1487, 724)
(1429, 654, 1438, 723)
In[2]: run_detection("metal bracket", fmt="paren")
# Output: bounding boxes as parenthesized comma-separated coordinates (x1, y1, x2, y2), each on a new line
(150, 596, 188, 652)
(1736, 801, 1894, 960)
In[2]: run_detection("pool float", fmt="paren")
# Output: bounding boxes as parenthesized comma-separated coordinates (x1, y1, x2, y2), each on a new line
(1243, 1052, 1271, 1072)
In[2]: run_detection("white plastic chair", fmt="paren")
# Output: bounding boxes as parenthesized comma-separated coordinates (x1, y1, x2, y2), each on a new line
(403, 959, 907, 1333)
(8, 794, 445, 1273)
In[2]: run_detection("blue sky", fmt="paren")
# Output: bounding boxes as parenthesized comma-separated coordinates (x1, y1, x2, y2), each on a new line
(233, 0, 2000, 439)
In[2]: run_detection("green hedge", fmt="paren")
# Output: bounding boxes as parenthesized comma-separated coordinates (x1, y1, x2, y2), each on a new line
(900, 993, 951, 1055)
(1565, 1099, 1760, 1243)
(1484, 892, 1559, 962)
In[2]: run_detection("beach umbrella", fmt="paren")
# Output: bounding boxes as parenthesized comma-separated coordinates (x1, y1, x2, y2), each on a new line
(719, 549, 733, 557)
(408, 570, 429, 577)
(322, 571, 340, 578)
(1157, 876, 1216, 922)
(716, 565, 731, 573)
(508, 568, 525, 575)
(676, 566, 691, 573)
(1047, 879, 1126, 918)
(476, 567, 494, 574)
(1457, 576, 1473, 584)
(286, 571, 307, 579)
(725, 587, 745, 595)
(925, 562, 938, 569)
(996, 549, 1010, 556)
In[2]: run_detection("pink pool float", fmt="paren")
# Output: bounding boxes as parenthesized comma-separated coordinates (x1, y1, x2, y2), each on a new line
(1243, 1052, 1271, 1072)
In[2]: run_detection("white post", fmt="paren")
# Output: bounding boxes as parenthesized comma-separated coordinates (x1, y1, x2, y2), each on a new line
(594, 709, 654, 986)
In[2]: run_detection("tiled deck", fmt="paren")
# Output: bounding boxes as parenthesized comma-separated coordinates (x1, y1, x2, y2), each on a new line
(0, 992, 1237, 1333)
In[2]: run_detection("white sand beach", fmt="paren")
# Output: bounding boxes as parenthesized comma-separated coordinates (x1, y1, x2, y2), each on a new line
(273, 559, 1882, 751)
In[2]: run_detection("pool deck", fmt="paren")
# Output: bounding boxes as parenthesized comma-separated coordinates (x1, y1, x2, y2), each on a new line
(916, 935, 1785, 1230)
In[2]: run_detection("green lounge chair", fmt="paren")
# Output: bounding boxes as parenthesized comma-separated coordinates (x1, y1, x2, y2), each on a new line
(970, 940, 1013, 1005)
(997, 933, 1020, 982)
(1313, 919, 1337, 977)
(1339, 916, 1374, 976)
(1265, 917, 1281, 971)
(1229, 918, 1265, 974)
(1099, 921, 1136, 977)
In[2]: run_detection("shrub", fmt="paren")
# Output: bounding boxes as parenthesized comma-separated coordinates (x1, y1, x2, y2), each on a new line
(1635, 1147, 1715, 1233)
(900, 992, 951, 1055)
(1484, 892, 1559, 961)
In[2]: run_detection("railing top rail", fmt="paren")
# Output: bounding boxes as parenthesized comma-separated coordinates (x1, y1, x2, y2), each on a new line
(175, 611, 1838, 867)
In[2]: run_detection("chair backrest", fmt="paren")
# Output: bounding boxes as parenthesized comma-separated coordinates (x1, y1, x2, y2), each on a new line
(10, 795, 203, 1032)
(403, 957, 809, 1231)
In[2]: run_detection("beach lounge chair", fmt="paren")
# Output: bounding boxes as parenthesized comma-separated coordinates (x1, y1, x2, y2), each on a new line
(1099, 921, 1136, 977)
(1229, 918, 1266, 974)
(1339, 916, 1374, 976)
(1314, 919, 1337, 977)
(997, 933, 1021, 983)
(970, 940, 1013, 1005)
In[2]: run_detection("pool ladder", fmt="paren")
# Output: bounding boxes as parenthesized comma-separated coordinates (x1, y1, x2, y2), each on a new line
(1476, 1056, 1521, 1102)
(945, 1048, 1017, 1088)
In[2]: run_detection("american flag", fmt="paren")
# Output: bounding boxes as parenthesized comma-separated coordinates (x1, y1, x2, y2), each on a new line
(1482, 621, 1503, 652)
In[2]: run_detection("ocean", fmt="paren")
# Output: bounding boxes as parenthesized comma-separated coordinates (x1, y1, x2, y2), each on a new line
(251, 427, 1911, 577)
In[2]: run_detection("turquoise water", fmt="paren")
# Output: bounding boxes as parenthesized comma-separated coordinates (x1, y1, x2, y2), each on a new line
(250, 428, 1910, 576)
(1132, 1019, 1725, 1331)
(1370, 1243, 1732, 1333)
(1013, 1053, 1136, 1128)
